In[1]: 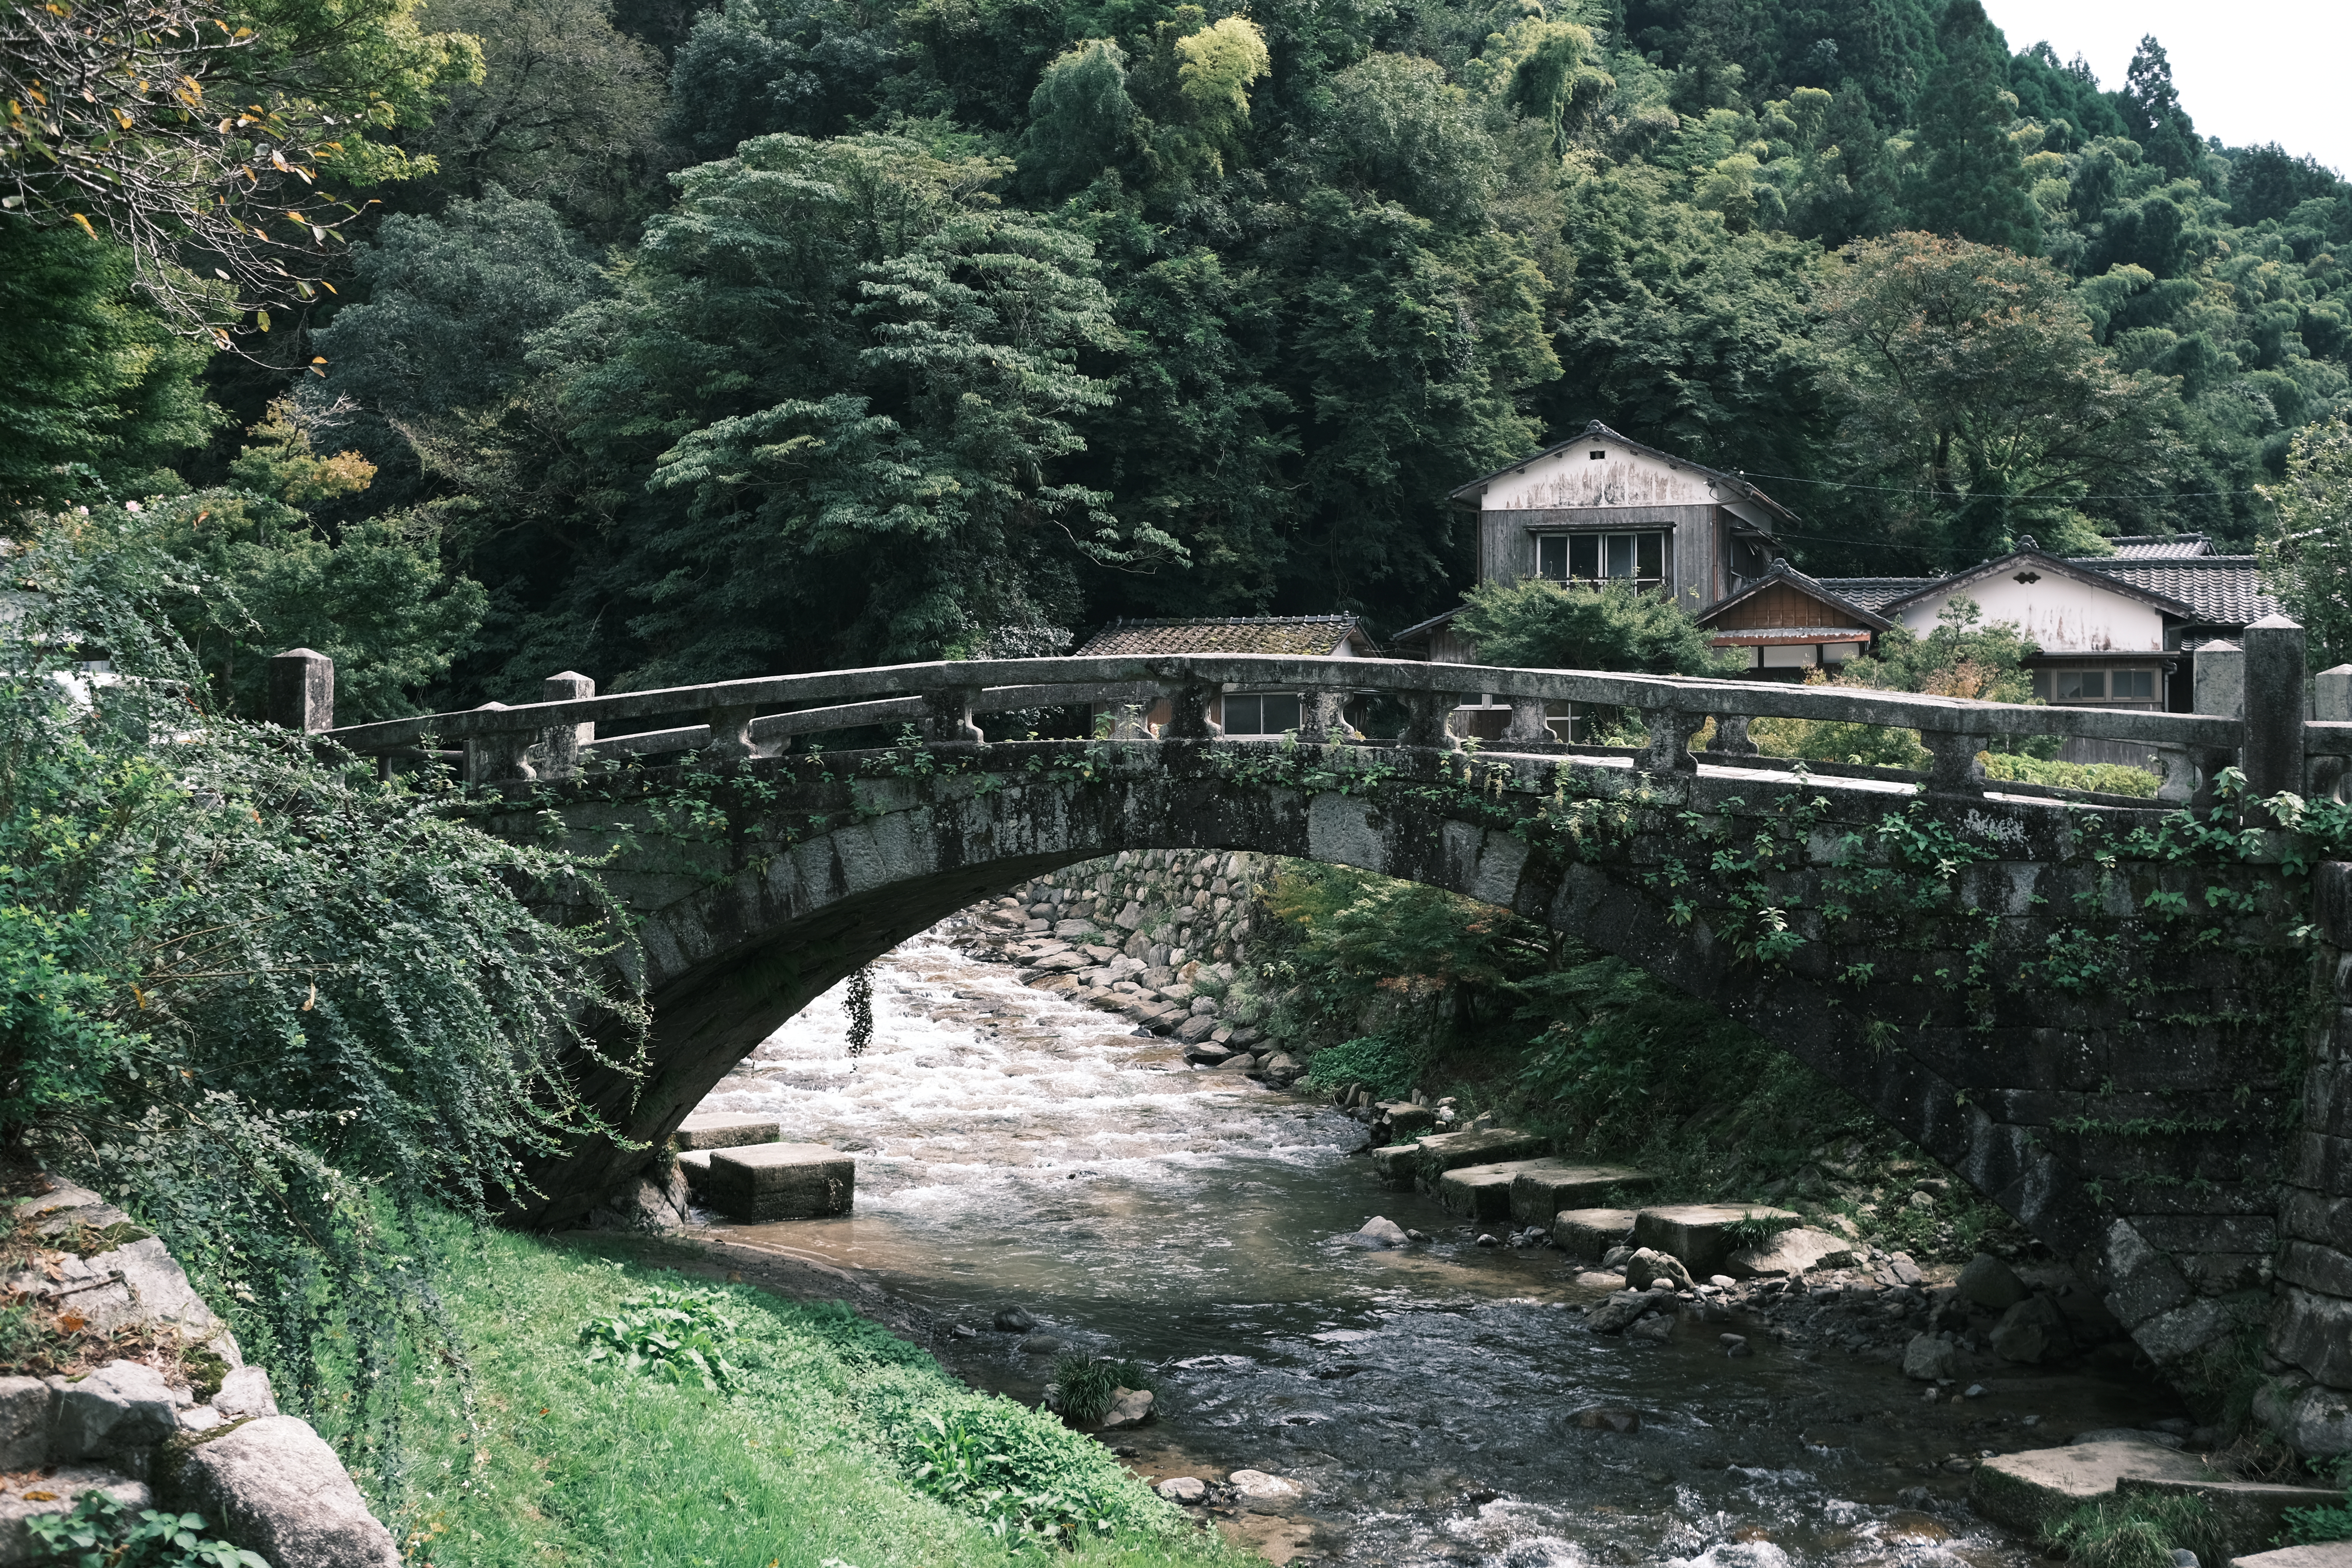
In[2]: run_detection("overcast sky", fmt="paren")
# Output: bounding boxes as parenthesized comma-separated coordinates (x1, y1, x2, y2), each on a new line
(1976, 0, 2352, 174)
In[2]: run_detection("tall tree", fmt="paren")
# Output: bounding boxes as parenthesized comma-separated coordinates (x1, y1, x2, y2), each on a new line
(1903, 0, 2036, 253)
(2118, 35, 2200, 182)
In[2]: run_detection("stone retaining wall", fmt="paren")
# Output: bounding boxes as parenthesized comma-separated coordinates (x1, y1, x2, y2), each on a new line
(0, 1176, 400, 1565)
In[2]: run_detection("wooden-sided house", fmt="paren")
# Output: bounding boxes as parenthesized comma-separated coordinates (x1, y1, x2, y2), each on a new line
(1693, 562, 1894, 677)
(1069, 615, 1379, 736)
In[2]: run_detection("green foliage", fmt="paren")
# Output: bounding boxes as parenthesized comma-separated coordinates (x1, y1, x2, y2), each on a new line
(27, 1494, 265, 1568)
(2282, 1488, 2352, 1545)
(1454, 577, 1731, 675)
(0, 513, 642, 1476)
(1980, 752, 2160, 798)
(2044, 1491, 2230, 1568)
(1047, 1353, 1155, 1426)
(1905, 1, 2038, 253)
(579, 1283, 743, 1392)
(2260, 419, 2352, 668)
(1295, 1034, 1430, 1099)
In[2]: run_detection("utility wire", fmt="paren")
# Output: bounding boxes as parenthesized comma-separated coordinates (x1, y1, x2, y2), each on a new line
(1736, 469, 2255, 502)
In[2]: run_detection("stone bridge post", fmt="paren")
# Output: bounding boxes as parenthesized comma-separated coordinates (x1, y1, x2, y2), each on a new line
(2269, 865, 2352, 1455)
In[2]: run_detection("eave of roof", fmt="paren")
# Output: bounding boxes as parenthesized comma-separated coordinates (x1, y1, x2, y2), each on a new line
(1693, 562, 1895, 633)
(1446, 420, 1798, 527)
(1072, 614, 1376, 658)
(1875, 548, 2200, 621)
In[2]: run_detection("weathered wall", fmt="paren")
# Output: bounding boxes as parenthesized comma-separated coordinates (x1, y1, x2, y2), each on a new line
(2257, 862, 2352, 1455)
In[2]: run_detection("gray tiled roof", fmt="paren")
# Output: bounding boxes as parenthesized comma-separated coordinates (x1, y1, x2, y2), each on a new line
(2067, 557, 2278, 626)
(2103, 534, 2214, 560)
(1074, 616, 1370, 657)
(1808, 577, 1942, 612)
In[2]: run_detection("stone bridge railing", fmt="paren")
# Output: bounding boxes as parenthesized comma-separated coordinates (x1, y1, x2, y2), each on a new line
(274, 630, 2317, 808)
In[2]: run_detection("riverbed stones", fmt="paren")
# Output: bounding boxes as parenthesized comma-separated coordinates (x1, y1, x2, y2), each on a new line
(1724, 1226, 1857, 1279)
(1552, 1208, 1640, 1259)
(704, 1144, 854, 1222)
(1586, 1289, 1674, 1333)
(1626, 1312, 1675, 1343)
(1990, 1296, 2075, 1364)
(1156, 1477, 1206, 1503)
(1226, 1470, 1303, 1511)
(164, 1414, 403, 1567)
(1632, 1205, 1803, 1279)
(1260, 1052, 1302, 1085)
(1903, 1332, 1959, 1381)
(1623, 1248, 1695, 1291)
(994, 1306, 1035, 1332)
(1969, 1440, 2214, 1535)
(1379, 1102, 1438, 1139)
(1958, 1252, 2032, 1311)
(1099, 1388, 1153, 1429)
(1343, 1217, 1412, 1250)
(1507, 1165, 1655, 1227)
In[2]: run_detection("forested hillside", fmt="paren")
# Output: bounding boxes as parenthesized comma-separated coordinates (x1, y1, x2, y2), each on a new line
(9, 0, 2352, 711)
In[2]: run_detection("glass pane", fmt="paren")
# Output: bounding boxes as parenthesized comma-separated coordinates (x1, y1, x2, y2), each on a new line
(1637, 533, 1663, 582)
(2055, 671, 2105, 701)
(1262, 695, 1302, 733)
(1571, 535, 1600, 580)
(1224, 695, 1259, 733)
(1606, 534, 1637, 578)
(1537, 535, 1567, 580)
(2114, 671, 2155, 700)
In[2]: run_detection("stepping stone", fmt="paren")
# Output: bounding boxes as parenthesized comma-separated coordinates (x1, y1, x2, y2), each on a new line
(670, 1113, 781, 1152)
(1369, 1142, 1425, 1192)
(1409, 1127, 1547, 1176)
(705, 1144, 855, 1222)
(1436, 1159, 1561, 1220)
(1632, 1204, 1804, 1278)
(1969, 1440, 2213, 1536)
(1552, 1207, 1641, 1259)
(2231, 1548, 2352, 1568)
(1507, 1164, 1655, 1227)
(2119, 1479, 2351, 1562)
(675, 1149, 713, 1195)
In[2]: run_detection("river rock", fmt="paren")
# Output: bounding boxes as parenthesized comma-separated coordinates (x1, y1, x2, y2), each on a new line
(1903, 1332, 1958, 1382)
(1586, 1289, 1673, 1334)
(993, 1306, 1036, 1332)
(1227, 1470, 1303, 1511)
(1408, 1126, 1547, 1175)
(48, 1359, 179, 1459)
(1969, 1440, 2213, 1535)
(1574, 1407, 1640, 1432)
(669, 1112, 782, 1152)
(1552, 1208, 1640, 1260)
(1990, 1296, 2074, 1364)
(1436, 1159, 1562, 1220)
(1957, 1253, 2031, 1311)
(163, 1413, 402, 1567)
(1156, 1477, 1207, 1503)
(1099, 1388, 1153, 1428)
(1725, 1226, 1857, 1279)
(1184, 1041, 1232, 1065)
(1216, 1052, 1257, 1071)
(1622, 1247, 1695, 1291)
(1260, 1053, 1302, 1085)
(0, 1377, 48, 1468)
(1507, 1164, 1656, 1227)
(1344, 1217, 1412, 1250)
(1632, 1205, 1802, 1278)
(1626, 1312, 1675, 1343)
(1379, 1103, 1438, 1139)
(1175, 1015, 1220, 1044)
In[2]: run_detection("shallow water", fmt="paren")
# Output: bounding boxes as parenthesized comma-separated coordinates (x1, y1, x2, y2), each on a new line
(692, 917, 2183, 1567)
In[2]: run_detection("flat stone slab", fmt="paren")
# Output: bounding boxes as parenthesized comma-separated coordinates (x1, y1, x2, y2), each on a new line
(675, 1148, 713, 1194)
(1969, 1440, 2213, 1536)
(670, 1113, 782, 1152)
(1632, 1204, 1804, 1279)
(1508, 1164, 1655, 1227)
(2233, 1547, 2352, 1568)
(1552, 1208, 1641, 1259)
(2119, 1479, 2350, 1561)
(1408, 1127, 1547, 1177)
(1725, 1226, 1860, 1279)
(1435, 1159, 1561, 1220)
(705, 1144, 855, 1222)
(1369, 1142, 1425, 1191)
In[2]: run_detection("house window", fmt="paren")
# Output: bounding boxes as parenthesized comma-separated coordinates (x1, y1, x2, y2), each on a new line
(1222, 693, 1302, 736)
(2112, 670, 2156, 701)
(2053, 670, 2106, 701)
(1536, 531, 1666, 587)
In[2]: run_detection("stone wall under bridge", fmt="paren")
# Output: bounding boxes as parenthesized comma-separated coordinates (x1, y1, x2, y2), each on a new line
(479, 740, 2341, 1449)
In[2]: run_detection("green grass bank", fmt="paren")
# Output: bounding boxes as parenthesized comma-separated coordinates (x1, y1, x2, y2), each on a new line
(383, 1222, 1251, 1568)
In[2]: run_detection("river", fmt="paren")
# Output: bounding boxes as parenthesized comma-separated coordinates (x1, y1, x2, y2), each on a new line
(686, 912, 2187, 1567)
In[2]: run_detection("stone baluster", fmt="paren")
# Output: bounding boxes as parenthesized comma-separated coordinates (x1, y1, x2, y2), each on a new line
(1708, 713, 1758, 756)
(2194, 639, 2249, 815)
(1400, 690, 1459, 752)
(1502, 695, 1552, 747)
(540, 671, 595, 778)
(921, 686, 986, 746)
(2312, 663, 2352, 803)
(1638, 706, 1704, 775)
(1917, 727, 1985, 796)
(2242, 614, 2306, 815)
(265, 648, 334, 733)
(464, 703, 537, 785)
(1164, 683, 1223, 740)
(704, 700, 759, 764)
(1301, 689, 1348, 743)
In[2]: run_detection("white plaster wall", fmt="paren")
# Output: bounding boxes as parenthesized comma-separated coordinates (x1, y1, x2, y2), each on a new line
(1894, 575, 2165, 654)
(1482, 446, 1718, 511)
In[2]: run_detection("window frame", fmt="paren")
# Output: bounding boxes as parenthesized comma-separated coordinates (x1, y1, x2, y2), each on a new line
(1533, 529, 1669, 590)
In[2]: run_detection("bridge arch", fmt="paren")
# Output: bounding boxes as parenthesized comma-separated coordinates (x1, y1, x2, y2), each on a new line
(487, 738, 2293, 1395)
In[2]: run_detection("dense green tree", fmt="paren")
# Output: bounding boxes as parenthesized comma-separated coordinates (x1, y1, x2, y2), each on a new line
(2116, 35, 2200, 183)
(2258, 419, 2352, 667)
(663, 0, 909, 162)
(0, 224, 220, 512)
(1903, 0, 2036, 253)
(1452, 576, 1727, 674)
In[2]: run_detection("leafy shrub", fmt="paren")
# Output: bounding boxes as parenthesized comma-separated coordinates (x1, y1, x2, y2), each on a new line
(28, 1492, 264, 1567)
(2283, 1485, 2352, 1545)
(779, 1298, 941, 1371)
(897, 1400, 1180, 1549)
(1047, 1353, 1156, 1426)
(1296, 1034, 1429, 1099)
(579, 1286, 741, 1392)
(2044, 1491, 2228, 1568)
(1979, 751, 2161, 797)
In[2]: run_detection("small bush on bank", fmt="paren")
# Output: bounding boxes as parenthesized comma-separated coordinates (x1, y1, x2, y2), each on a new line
(1049, 1354, 1158, 1426)
(1980, 751, 2161, 797)
(2044, 1491, 2228, 1568)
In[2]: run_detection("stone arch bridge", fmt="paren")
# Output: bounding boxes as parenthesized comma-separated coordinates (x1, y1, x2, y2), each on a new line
(300, 632, 2352, 1450)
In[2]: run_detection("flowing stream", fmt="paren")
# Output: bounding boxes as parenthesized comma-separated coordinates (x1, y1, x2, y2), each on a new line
(689, 913, 2185, 1568)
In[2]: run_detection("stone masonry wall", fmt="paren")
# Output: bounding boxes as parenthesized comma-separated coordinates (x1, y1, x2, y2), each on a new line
(2259, 862, 2352, 1456)
(968, 850, 1291, 1071)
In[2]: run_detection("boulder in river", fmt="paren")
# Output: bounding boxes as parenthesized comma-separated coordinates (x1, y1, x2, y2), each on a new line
(1343, 1216, 1412, 1250)
(1622, 1246, 1695, 1291)
(1260, 1052, 1302, 1085)
(1098, 1388, 1153, 1428)
(1903, 1332, 1958, 1382)
(1226, 1470, 1303, 1511)
(1586, 1289, 1671, 1333)
(1957, 1252, 2031, 1311)
(1021, 1334, 1070, 1355)
(1626, 1312, 1674, 1343)
(994, 1306, 1036, 1332)
(1574, 1406, 1640, 1432)
(1183, 1040, 1233, 1065)
(1990, 1295, 2074, 1364)
(1156, 1477, 1206, 1503)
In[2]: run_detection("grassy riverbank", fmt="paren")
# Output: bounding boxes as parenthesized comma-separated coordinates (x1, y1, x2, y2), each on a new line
(383, 1222, 1251, 1568)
